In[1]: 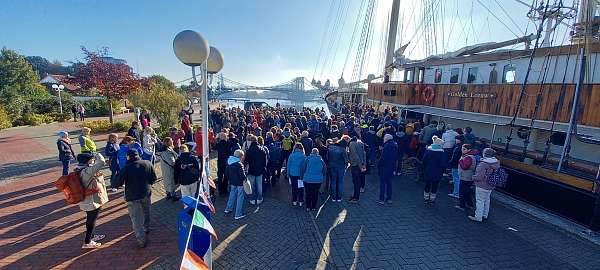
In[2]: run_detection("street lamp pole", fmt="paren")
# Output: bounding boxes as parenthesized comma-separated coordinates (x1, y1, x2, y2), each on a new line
(52, 84, 65, 114)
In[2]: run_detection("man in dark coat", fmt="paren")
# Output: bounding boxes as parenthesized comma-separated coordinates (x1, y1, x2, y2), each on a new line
(127, 121, 141, 143)
(422, 136, 448, 204)
(378, 134, 398, 205)
(113, 150, 157, 248)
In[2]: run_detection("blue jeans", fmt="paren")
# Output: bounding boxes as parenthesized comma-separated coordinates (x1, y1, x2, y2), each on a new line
(379, 173, 392, 201)
(247, 174, 263, 202)
(225, 185, 245, 218)
(61, 159, 70, 176)
(330, 166, 345, 200)
(452, 168, 460, 197)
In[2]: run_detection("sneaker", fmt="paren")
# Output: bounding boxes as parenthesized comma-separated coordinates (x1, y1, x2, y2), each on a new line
(257, 199, 263, 204)
(292, 201, 298, 206)
(234, 214, 246, 220)
(137, 240, 147, 248)
(468, 216, 482, 222)
(386, 200, 393, 204)
(299, 202, 303, 206)
(360, 188, 365, 193)
(306, 208, 310, 212)
(455, 205, 466, 211)
(249, 200, 256, 205)
(224, 210, 231, 214)
(82, 241, 101, 249)
(337, 199, 342, 203)
(108, 188, 118, 192)
(448, 180, 454, 184)
(376, 200, 385, 205)
(447, 193, 459, 199)
(348, 198, 358, 203)
(91, 234, 105, 242)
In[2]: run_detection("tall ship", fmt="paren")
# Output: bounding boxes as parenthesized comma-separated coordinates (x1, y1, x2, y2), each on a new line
(351, 0, 600, 229)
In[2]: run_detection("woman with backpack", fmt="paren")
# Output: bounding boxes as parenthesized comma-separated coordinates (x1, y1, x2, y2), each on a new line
(76, 152, 109, 249)
(469, 148, 501, 222)
(456, 144, 480, 211)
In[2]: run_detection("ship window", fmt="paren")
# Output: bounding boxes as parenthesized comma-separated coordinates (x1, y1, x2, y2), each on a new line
(434, 69, 442, 83)
(384, 89, 397, 96)
(450, 68, 460, 83)
(405, 68, 414, 83)
(502, 64, 516, 83)
(418, 68, 425, 83)
(467, 67, 478, 83)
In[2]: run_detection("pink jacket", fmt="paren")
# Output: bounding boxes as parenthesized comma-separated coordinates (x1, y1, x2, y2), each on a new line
(473, 157, 500, 190)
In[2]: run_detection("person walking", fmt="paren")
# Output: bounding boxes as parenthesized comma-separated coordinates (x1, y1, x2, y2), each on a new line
(113, 150, 157, 248)
(287, 143, 306, 206)
(78, 127, 96, 153)
(301, 148, 326, 211)
(348, 136, 366, 202)
(76, 152, 109, 249)
(160, 137, 179, 201)
(224, 149, 247, 220)
(457, 144, 479, 211)
(469, 148, 500, 222)
(422, 136, 448, 204)
(78, 103, 86, 122)
(174, 145, 201, 199)
(378, 134, 398, 204)
(57, 131, 74, 176)
(300, 131, 313, 156)
(244, 135, 268, 205)
(327, 137, 349, 202)
(104, 133, 120, 192)
(71, 104, 78, 122)
(448, 135, 464, 199)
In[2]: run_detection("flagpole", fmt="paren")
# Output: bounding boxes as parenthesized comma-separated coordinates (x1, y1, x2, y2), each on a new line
(200, 61, 213, 270)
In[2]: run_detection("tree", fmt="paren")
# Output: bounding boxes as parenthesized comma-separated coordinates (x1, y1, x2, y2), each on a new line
(130, 76, 186, 135)
(73, 47, 140, 123)
(25, 56, 70, 77)
(0, 48, 45, 98)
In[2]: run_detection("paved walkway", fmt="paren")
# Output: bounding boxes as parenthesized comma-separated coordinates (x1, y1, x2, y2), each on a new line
(1, 120, 600, 269)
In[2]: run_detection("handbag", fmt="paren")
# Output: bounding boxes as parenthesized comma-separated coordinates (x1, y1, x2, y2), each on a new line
(243, 178, 252, 195)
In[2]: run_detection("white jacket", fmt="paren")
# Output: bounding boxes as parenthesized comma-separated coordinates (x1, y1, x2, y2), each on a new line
(442, 130, 459, 149)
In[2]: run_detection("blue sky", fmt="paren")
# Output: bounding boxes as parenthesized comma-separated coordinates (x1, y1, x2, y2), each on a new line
(0, 1, 572, 86)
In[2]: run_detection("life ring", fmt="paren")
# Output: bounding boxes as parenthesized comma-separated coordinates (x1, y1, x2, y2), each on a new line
(422, 86, 435, 102)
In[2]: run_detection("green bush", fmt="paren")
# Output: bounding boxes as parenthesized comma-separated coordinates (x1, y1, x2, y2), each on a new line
(81, 119, 129, 133)
(21, 113, 45, 126)
(0, 106, 11, 130)
(49, 112, 72, 122)
(82, 99, 109, 116)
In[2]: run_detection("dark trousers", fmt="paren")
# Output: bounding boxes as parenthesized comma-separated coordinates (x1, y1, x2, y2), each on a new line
(305, 182, 321, 209)
(379, 173, 392, 201)
(424, 180, 440, 193)
(459, 180, 474, 208)
(61, 159, 70, 176)
(290, 176, 304, 203)
(351, 166, 362, 200)
(217, 161, 228, 195)
(84, 208, 100, 243)
(72, 112, 78, 121)
(281, 150, 291, 167)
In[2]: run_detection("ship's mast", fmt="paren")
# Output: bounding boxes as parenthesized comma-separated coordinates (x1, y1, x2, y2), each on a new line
(384, 0, 401, 81)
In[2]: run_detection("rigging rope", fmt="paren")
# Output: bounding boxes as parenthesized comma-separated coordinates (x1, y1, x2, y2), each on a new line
(312, 0, 337, 80)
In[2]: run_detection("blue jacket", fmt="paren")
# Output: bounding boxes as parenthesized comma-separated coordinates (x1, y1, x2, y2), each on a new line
(105, 141, 120, 171)
(287, 150, 306, 177)
(422, 145, 448, 182)
(301, 153, 326, 183)
(117, 143, 143, 169)
(378, 140, 398, 175)
(327, 143, 348, 168)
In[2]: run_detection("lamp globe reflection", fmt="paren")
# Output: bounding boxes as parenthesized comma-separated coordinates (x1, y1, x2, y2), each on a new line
(173, 30, 209, 66)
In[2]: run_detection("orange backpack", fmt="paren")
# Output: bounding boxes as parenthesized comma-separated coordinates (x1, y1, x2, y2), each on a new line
(54, 171, 98, 204)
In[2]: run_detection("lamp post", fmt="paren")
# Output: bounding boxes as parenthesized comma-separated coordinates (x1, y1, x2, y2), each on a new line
(51, 84, 65, 114)
(173, 30, 224, 270)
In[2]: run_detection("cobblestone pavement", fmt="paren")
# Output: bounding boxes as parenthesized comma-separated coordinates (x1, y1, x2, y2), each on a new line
(1, 120, 600, 270)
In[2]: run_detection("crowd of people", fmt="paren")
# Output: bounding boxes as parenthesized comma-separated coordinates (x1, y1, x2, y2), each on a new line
(56, 101, 505, 249)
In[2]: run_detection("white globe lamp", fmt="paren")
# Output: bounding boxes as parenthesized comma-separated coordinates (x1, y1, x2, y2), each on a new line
(207, 46, 224, 74)
(173, 30, 210, 66)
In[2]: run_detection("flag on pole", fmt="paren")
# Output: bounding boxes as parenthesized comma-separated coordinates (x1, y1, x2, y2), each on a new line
(180, 249, 210, 270)
(192, 209, 218, 240)
(200, 191, 216, 214)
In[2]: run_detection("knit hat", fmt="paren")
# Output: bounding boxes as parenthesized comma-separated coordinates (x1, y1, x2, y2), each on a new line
(77, 153, 94, 165)
(432, 135, 443, 145)
(57, 131, 68, 138)
(383, 134, 393, 143)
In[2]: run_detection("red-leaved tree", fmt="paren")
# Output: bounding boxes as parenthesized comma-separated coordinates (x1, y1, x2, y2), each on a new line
(73, 47, 140, 123)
